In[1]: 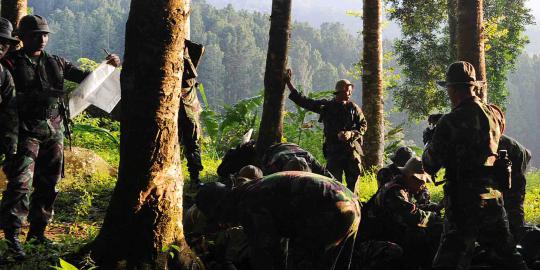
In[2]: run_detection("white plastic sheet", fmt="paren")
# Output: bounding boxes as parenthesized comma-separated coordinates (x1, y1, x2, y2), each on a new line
(69, 62, 121, 118)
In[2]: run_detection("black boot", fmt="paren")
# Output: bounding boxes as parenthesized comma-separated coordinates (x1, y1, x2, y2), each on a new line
(26, 223, 54, 246)
(4, 228, 26, 260)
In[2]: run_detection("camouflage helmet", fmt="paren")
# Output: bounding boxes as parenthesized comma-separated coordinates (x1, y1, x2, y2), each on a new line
(334, 79, 354, 94)
(390, 146, 416, 167)
(0, 18, 19, 44)
(283, 157, 311, 172)
(398, 157, 431, 183)
(238, 165, 263, 181)
(437, 61, 484, 88)
(17, 15, 51, 36)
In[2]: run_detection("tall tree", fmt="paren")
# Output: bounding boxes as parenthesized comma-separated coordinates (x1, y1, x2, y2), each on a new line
(82, 0, 202, 268)
(1, 0, 27, 31)
(256, 0, 291, 159)
(457, 0, 487, 101)
(361, 0, 384, 169)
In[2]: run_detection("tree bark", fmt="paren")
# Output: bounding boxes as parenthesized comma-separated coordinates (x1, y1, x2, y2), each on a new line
(82, 0, 202, 269)
(256, 0, 292, 160)
(457, 0, 487, 102)
(361, 0, 384, 170)
(0, 0, 27, 30)
(447, 0, 458, 61)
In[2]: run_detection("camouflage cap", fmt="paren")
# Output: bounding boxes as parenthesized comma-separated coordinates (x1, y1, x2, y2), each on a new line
(399, 157, 431, 183)
(0, 18, 19, 43)
(17, 15, 52, 36)
(390, 146, 416, 167)
(437, 61, 484, 88)
(334, 79, 354, 94)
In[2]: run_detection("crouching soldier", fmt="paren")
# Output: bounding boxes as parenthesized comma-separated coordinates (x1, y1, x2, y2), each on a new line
(262, 142, 334, 178)
(196, 172, 361, 270)
(372, 157, 442, 270)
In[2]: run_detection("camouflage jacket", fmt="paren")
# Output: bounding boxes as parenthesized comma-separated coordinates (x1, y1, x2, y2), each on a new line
(376, 163, 432, 205)
(180, 82, 202, 122)
(262, 142, 334, 178)
(289, 90, 367, 159)
(2, 50, 90, 137)
(422, 96, 505, 191)
(372, 176, 439, 243)
(217, 171, 359, 237)
(499, 134, 531, 191)
(0, 64, 17, 155)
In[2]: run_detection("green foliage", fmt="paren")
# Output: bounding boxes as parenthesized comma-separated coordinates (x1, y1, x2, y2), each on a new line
(50, 259, 80, 270)
(70, 112, 120, 165)
(386, 0, 534, 119)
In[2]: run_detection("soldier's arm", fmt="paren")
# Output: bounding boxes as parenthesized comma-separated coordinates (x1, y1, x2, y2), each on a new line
(0, 70, 18, 155)
(59, 57, 91, 84)
(385, 188, 439, 228)
(306, 154, 335, 179)
(288, 88, 326, 114)
(422, 115, 452, 175)
(348, 106, 368, 142)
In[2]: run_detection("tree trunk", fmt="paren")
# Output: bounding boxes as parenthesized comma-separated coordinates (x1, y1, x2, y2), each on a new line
(457, 0, 487, 102)
(82, 0, 202, 269)
(447, 0, 458, 61)
(256, 0, 292, 160)
(361, 0, 384, 170)
(0, 0, 27, 30)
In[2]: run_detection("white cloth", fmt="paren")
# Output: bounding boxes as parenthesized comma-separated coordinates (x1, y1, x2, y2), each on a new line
(69, 62, 121, 118)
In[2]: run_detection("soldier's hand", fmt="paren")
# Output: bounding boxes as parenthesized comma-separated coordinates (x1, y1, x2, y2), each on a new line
(338, 131, 348, 142)
(106, 54, 121, 67)
(285, 68, 292, 83)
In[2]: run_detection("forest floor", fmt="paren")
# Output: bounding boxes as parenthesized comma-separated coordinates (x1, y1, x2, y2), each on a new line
(0, 147, 539, 269)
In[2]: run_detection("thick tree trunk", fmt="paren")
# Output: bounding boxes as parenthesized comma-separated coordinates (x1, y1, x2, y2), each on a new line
(447, 0, 458, 61)
(361, 0, 384, 170)
(82, 0, 202, 269)
(256, 0, 291, 160)
(457, 0, 487, 101)
(0, 0, 27, 30)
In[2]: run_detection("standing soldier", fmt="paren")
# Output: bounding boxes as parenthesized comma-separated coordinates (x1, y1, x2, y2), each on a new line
(180, 40, 204, 187)
(0, 18, 19, 163)
(423, 61, 528, 270)
(499, 134, 532, 242)
(285, 69, 367, 191)
(0, 15, 120, 257)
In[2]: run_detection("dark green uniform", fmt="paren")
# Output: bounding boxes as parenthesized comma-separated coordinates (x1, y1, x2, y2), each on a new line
(499, 134, 532, 241)
(376, 163, 432, 206)
(0, 50, 89, 230)
(289, 91, 367, 190)
(423, 96, 528, 270)
(262, 142, 334, 178)
(372, 176, 441, 270)
(0, 64, 17, 157)
(204, 172, 361, 270)
(179, 80, 203, 183)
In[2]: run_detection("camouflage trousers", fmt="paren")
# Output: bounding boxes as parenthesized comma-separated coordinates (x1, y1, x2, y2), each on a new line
(503, 175, 526, 241)
(0, 133, 63, 230)
(326, 155, 361, 191)
(351, 240, 403, 270)
(433, 193, 528, 270)
(245, 200, 360, 270)
(179, 104, 203, 179)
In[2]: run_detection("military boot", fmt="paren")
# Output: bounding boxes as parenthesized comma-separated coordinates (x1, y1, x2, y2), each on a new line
(26, 223, 54, 246)
(4, 228, 26, 260)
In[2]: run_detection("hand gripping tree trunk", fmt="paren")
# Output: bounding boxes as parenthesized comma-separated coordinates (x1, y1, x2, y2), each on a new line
(457, 0, 487, 102)
(256, 0, 292, 161)
(82, 0, 203, 269)
(1, 0, 27, 29)
(361, 0, 384, 170)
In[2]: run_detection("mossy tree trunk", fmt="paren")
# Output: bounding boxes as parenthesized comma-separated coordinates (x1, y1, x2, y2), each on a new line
(361, 0, 384, 170)
(83, 0, 203, 269)
(457, 0, 487, 101)
(256, 0, 292, 160)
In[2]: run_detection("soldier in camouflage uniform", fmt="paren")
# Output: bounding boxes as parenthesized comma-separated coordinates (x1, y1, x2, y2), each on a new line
(196, 172, 361, 270)
(498, 134, 532, 242)
(179, 78, 203, 186)
(262, 142, 334, 178)
(372, 157, 441, 270)
(285, 69, 367, 191)
(377, 147, 434, 207)
(0, 15, 120, 255)
(423, 61, 528, 270)
(0, 18, 19, 161)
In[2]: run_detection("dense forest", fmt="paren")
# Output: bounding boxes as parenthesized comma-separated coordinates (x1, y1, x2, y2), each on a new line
(30, 0, 539, 167)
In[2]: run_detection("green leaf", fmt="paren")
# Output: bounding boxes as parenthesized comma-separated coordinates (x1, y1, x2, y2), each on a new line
(72, 124, 119, 146)
(197, 83, 210, 109)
